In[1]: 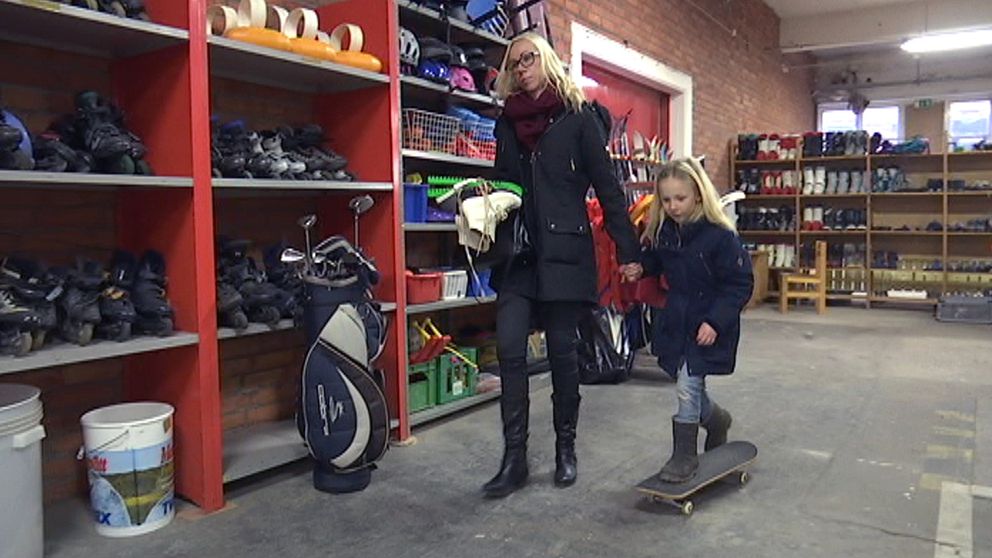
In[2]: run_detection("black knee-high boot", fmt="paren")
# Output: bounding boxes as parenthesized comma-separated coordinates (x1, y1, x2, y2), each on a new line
(483, 392, 529, 497)
(552, 393, 580, 487)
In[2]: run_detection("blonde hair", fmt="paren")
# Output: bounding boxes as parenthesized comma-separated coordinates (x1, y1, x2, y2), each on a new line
(494, 33, 586, 113)
(641, 157, 737, 245)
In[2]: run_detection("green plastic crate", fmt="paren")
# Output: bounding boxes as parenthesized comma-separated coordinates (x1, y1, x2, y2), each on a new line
(437, 347, 479, 405)
(408, 361, 438, 413)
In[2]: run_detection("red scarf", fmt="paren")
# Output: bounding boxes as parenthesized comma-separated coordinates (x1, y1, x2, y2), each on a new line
(503, 88, 564, 151)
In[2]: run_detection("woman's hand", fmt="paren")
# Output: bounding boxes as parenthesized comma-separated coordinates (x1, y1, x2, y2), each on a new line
(620, 263, 643, 282)
(696, 322, 718, 346)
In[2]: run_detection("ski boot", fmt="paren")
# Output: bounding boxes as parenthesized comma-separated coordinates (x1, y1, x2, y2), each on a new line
(72, 91, 150, 175)
(217, 238, 284, 328)
(0, 258, 62, 350)
(32, 132, 95, 173)
(217, 280, 249, 331)
(131, 250, 175, 336)
(52, 265, 102, 346)
(98, 0, 149, 20)
(0, 108, 33, 170)
(213, 120, 251, 178)
(291, 124, 348, 178)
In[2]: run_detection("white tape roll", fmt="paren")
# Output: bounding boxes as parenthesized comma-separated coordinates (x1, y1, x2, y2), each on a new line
(206, 5, 238, 36)
(266, 5, 289, 35)
(329, 23, 364, 52)
(316, 30, 331, 45)
(286, 8, 319, 40)
(237, 0, 267, 28)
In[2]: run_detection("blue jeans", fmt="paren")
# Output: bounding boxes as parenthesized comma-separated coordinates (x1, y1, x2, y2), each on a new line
(674, 361, 713, 424)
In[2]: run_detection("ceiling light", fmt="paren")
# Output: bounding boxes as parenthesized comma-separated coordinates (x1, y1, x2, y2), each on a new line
(901, 29, 992, 53)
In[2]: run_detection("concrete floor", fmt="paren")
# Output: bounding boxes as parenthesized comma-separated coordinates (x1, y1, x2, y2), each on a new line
(45, 306, 992, 558)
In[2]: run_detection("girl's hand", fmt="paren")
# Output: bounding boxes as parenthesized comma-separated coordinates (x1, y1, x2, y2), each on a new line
(696, 322, 717, 346)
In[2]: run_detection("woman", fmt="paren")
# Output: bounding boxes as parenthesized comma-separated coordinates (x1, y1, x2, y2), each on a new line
(483, 32, 642, 498)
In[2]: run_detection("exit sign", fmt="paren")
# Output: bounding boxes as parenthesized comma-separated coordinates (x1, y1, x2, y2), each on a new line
(915, 99, 934, 108)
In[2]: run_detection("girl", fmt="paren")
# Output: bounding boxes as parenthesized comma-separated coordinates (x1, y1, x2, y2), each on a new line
(482, 33, 641, 497)
(639, 157, 753, 482)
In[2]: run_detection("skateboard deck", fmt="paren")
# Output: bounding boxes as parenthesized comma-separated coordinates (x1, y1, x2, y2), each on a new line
(636, 440, 757, 515)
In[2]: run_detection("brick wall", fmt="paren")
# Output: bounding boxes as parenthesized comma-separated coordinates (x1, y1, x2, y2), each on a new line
(544, 0, 816, 189)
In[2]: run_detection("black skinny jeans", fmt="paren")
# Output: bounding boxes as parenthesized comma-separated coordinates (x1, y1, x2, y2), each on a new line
(496, 292, 584, 405)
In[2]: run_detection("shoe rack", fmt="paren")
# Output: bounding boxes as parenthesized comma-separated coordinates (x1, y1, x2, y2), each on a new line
(0, 0, 401, 513)
(731, 139, 992, 309)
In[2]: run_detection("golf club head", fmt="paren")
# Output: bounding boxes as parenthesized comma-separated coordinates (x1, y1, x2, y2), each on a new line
(280, 247, 306, 264)
(297, 214, 317, 230)
(348, 195, 374, 216)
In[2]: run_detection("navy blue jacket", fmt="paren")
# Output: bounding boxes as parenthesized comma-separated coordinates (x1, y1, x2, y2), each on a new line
(642, 218, 753, 377)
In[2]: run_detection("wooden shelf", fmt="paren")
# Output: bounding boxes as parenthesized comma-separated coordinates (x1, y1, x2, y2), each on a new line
(403, 222, 458, 232)
(800, 193, 867, 199)
(739, 194, 795, 201)
(396, 0, 509, 47)
(732, 159, 798, 167)
(800, 230, 867, 235)
(871, 230, 944, 236)
(947, 232, 992, 236)
(402, 149, 496, 168)
(826, 293, 870, 301)
(800, 155, 868, 164)
(0, 0, 188, 57)
(407, 296, 497, 315)
(870, 191, 943, 197)
(212, 178, 392, 192)
(222, 419, 308, 483)
(410, 371, 551, 427)
(947, 190, 992, 197)
(869, 153, 944, 161)
(0, 171, 193, 190)
(948, 151, 992, 158)
(207, 35, 390, 93)
(400, 76, 503, 109)
(740, 230, 797, 235)
(869, 296, 938, 305)
(0, 333, 199, 376)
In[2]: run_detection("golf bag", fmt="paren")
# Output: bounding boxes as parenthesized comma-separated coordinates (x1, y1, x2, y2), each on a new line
(577, 305, 636, 384)
(296, 237, 390, 493)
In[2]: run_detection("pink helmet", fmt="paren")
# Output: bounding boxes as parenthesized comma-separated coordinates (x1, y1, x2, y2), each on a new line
(450, 66, 477, 92)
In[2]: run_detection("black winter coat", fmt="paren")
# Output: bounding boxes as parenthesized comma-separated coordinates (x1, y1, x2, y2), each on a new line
(489, 104, 640, 303)
(642, 218, 753, 377)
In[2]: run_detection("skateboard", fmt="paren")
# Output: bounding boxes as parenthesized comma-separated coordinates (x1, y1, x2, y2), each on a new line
(636, 440, 757, 515)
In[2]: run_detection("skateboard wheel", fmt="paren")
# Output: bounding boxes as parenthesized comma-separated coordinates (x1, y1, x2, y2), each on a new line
(681, 501, 694, 516)
(739, 472, 750, 486)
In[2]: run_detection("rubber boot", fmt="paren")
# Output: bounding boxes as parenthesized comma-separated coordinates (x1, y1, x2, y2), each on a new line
(552, 393, 580, 487)
(658, 420, 699, 483)
(483, 392, 529, 498)
(701, 404, 732, 451)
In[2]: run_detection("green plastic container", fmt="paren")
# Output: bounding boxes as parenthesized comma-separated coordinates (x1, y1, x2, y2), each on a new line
(408, 361, 438, 413)
(437, 347, 479, 405)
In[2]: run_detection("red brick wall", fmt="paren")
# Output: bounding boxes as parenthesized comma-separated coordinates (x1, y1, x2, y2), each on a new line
(545, 0, 816, 189)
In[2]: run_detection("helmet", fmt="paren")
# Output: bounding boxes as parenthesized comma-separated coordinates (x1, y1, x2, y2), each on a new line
(450, 66, 476, 92)
(418, 60, 451, 84)
(399, 27, 420, 67)
(418, 37, 452, 63)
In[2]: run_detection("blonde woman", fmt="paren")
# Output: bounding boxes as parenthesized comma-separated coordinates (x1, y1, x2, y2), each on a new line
(638, 158, 753, 482)
(482, 32, 642, 497)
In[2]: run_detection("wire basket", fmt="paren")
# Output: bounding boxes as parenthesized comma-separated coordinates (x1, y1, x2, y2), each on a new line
(402, 109, 460, 155)
(456, 135, 496, 160)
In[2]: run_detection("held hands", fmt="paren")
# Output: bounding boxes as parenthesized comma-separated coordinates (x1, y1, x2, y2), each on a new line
(619, 263, 643, 283)
(696, 322, 718, 346)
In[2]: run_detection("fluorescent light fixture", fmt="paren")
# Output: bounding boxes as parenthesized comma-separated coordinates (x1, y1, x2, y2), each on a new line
(901, 29, 992, 53)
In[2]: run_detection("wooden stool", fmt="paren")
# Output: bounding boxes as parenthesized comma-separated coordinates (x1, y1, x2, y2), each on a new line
(780, 241, 827, 314)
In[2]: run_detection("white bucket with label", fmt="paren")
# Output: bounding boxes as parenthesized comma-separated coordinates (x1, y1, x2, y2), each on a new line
(0, 384, 46, 558)
(80, 402, 175, 538)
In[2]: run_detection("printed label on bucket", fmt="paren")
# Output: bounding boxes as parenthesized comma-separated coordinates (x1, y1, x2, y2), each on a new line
(87, 439, 174, 528)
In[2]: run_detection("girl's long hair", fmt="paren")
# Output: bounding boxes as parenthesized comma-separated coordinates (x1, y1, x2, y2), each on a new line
(641, 157, 737, 245)
(494, 32, 585, 112)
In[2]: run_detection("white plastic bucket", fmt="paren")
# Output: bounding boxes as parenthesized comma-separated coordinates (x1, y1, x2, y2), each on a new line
(80, 402, 175, 538)
(0, 384, 46, 558)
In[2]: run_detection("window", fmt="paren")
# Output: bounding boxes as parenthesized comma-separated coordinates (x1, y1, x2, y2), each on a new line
(818, 105, 902, 139)
(949, 100, 991, 148)
(820, 109, 857, 133)
(862, 106, 900, 140)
